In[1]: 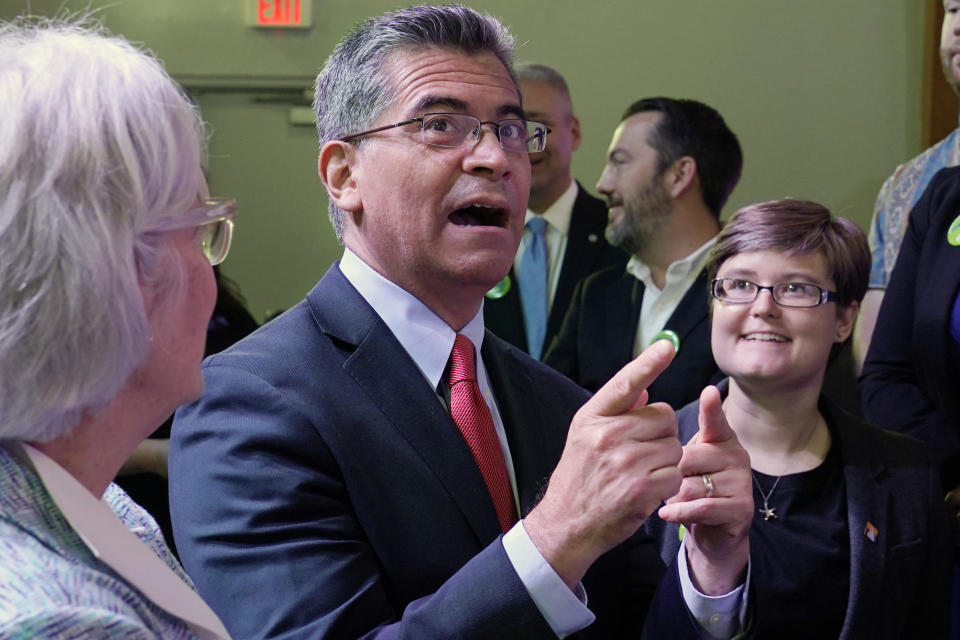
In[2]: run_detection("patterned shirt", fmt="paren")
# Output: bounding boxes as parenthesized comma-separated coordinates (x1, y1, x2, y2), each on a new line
(869, 125, 960, 288)
(0, 444, 206, 639)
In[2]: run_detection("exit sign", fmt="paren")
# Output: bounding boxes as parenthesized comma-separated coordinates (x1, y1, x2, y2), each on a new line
(248, 0, 312, 29)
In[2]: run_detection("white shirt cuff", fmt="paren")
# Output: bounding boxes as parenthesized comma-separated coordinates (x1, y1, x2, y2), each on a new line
(677, 539, 750, 639)
(502, 520, 595, 638)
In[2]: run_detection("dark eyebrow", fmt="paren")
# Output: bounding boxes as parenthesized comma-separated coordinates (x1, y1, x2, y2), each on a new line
(411, 96, 525, 120)
(497, 103, 526, 120)
(413, 96, 469, 115)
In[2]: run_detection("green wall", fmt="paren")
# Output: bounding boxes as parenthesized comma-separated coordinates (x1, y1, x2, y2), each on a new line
(0, 0, 925, 320)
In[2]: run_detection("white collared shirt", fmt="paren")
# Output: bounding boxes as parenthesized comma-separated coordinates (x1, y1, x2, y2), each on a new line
(628, 237, 716, 356)
(514, 181, 579, 311)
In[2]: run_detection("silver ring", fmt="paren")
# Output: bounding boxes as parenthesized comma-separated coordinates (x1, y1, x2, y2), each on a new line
(702, 473, 715, 497)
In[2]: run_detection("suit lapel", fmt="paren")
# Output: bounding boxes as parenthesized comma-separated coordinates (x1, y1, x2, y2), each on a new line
(484, 267, 528, 353)
(550, 185, 608, 334)
(831, 415, 890, 639)
(660, 270, 710, 345)
(309, 267, 503, 543)
(601, 273, 644, 368)
(482, 337, 558, 516)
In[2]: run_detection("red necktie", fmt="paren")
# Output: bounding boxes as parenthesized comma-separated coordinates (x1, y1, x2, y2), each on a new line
(447, 334, 517, 533)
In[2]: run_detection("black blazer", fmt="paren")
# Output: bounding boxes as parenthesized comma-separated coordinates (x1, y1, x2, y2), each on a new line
(544, 264, 719, 408)
(860, 165, 960, 491)
(647, 383, 950, 639)
(484, 183, 627, 354)
(170, 264, 711, 640)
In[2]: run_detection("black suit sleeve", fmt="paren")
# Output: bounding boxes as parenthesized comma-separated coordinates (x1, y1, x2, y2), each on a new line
(859, 168, 960, 490)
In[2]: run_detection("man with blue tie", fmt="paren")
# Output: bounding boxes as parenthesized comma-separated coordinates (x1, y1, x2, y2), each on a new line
(169, 7, 754, 640)
(484, 64, 627, 359)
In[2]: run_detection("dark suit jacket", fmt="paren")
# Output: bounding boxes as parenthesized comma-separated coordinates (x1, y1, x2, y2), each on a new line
(544, 264, 719, 408)
(647, 383, 951, 639)
(483, 183, 627, 354)
(861, 165, 960, 492)
(169, 265, 711, 640)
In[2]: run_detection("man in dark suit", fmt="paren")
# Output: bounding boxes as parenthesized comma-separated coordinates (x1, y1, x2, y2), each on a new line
(546, 98, 742, 408)
(483, 63, 626, 359)
(169, 7, 754, 639)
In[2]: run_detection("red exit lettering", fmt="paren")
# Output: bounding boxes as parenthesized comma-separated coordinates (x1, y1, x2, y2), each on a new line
(258, 0, 301, 26)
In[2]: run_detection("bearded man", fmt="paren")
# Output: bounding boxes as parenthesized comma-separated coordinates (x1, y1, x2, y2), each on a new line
(546, 97, 741, 408)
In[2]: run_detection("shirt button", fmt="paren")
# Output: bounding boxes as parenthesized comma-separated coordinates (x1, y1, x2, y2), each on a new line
(708, 613, 722, 627)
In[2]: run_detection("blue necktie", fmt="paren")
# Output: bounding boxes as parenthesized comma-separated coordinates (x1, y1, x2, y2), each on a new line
(518, 216, 548, 359)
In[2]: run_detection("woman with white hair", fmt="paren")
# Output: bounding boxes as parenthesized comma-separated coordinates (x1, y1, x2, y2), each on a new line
(0, 18, 232, 639)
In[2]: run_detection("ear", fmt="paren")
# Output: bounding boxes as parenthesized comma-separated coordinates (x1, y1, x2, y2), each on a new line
(570, 115, 582, 152)
(835, 301, 859, 343)
(319, 140, 362, 213)
(664, 156, 697, 199)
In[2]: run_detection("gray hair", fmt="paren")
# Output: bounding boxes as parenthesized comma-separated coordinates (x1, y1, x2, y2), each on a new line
(313, 4, 516, 240)
(0, 17, 207, 441)
(514, 62, 571, 100)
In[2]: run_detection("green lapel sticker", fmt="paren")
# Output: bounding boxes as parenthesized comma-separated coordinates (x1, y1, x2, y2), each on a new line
(948, 214, 960, 247)
(652, 329, 680, 354)
(485, 275, 511, 299)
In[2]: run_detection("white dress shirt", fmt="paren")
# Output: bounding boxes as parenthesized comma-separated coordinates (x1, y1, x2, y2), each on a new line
(338, 248, 743, 638)
(628, 237, 716, 356)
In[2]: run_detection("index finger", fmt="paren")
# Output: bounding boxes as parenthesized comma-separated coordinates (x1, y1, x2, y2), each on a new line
(587, 339, 676, 417)
(697, 385, 736, 444)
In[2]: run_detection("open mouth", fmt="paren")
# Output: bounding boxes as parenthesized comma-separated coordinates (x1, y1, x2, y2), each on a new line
(449, 204, 508, 227)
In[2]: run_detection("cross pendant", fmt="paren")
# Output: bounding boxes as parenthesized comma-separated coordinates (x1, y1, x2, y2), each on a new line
(760, 505, 778, 521)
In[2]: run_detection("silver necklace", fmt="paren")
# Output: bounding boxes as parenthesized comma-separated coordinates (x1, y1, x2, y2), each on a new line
(752, 472, 784, 521)
(751, 417, 822, 522)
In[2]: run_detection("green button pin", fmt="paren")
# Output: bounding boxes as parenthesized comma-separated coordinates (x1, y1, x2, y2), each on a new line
(948, 214, 960, 247)
(485, 275, 512, 299)
(651, 329, 680, 354)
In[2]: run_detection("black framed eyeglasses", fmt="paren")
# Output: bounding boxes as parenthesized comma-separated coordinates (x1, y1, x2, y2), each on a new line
(711, 278, 839, 308)
(338, 112, 551, 153)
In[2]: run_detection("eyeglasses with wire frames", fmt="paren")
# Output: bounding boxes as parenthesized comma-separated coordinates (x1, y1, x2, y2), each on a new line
(148, 198, 237, 266)
(711, 278, 839, 308)
(338, 112, 551, 153)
